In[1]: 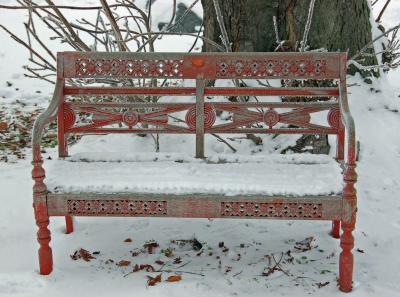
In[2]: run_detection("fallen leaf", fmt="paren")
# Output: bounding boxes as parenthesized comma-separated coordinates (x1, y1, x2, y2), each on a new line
(147, 274, 162, 286)
(173, 257, 182, 264)
(133, 264, 155, 272)
(70, 248, 95, 262)
(0, 122, 8, 131)
(117, 260, 131, 266)
(316, 281, 330, 288)
(144, 241, 159, 254)
(166, 275, 182, 282)
(155, 260, 165, 265)
(163, 248, 173, 257)
(79, 249, 95, 262)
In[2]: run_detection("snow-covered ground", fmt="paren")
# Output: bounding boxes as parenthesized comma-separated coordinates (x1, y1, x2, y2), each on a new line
(0, 1, 399, 296)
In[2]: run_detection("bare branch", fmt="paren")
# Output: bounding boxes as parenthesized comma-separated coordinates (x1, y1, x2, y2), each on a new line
(212, 0, 231, 52)
(350, 23, 400, 60)
(100, 0, 130, 51)
(300, 0, 316, 52)
(375, 0, 391, 23)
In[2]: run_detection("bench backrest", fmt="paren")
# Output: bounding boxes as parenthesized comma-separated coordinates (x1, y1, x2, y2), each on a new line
(56, 52, 347, 158)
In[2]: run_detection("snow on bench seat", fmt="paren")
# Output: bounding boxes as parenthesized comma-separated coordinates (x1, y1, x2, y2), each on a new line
(44, 153, 343, 196)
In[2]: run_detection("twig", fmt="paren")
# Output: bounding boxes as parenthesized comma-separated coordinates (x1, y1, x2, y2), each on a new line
(350, 23, 400, 60)
(188, 23, 203, 52)
(0, 24, 56, 71)
(100, 0, 130, 51)
(273, 16, 280, 44)
(212, 0, 231, 52)
(158, 269, 204, 276)
(375, 0, 391, 23)
(0, 4, 132, 10)
(122, 31, 225, 52)
(44, 0, 91, 51)
(300, 0, 316, 52)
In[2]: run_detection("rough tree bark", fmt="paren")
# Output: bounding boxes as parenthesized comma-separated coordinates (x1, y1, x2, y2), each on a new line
(202, 0, 376, 154)
(202, 0, 375, 59)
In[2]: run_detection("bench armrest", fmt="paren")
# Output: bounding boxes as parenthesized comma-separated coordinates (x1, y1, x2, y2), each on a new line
(32, 79, 64, 163)
(339, 83, 356, 165)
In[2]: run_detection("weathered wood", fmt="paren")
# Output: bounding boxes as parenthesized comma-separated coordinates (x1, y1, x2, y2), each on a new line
(61, 51, 342, 79)
(47, 193, 342, 220)
(195, 78, 205, 158)
(31, 51, 356, 288)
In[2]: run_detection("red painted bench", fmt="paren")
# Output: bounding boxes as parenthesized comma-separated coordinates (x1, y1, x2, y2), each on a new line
(32, 52, 357, 292)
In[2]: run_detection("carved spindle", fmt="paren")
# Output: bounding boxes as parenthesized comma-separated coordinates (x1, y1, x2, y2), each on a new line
(32, 159, 53, 275)
(339, 164, 357, 292)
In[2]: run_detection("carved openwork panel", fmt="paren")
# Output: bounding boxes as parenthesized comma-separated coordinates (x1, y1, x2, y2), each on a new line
(62, 102, 340, 135)
(75, 58, 183, 77)
(216, 59, 327, 78)
(67, 199, 167, 216)
(220, 201, 323, 218)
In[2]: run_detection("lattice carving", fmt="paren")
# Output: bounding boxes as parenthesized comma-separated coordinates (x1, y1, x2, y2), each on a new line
(216, 59, 326, 78)
(75, 59, 183, 77)
(67, 200, 167, 216)
(220, 202, 322, 218)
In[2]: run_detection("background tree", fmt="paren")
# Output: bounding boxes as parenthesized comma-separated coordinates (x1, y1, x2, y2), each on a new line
(202, 0, 379, 154)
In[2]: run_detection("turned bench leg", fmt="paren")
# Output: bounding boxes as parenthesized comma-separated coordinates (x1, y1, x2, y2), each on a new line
(339, 221, 355, 292)
(339, 164, 357, 292)
(331, 220, 340, 238)
(32, 159, 53, 275)
(65, 215, 74, 234)
(34, 202, 53, 275)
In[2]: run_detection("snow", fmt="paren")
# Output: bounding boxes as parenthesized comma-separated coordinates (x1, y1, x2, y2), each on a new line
(45, 152, 342, 196)
(0, 1, 400, 297)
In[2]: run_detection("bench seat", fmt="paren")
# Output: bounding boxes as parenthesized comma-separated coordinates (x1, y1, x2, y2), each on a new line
(45, 153, 343, 196)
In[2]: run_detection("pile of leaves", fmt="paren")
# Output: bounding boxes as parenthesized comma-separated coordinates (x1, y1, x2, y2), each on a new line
(0, 101, 58, 162)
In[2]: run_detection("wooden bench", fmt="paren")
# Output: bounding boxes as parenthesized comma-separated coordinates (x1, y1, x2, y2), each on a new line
(32, 52, 357, 292)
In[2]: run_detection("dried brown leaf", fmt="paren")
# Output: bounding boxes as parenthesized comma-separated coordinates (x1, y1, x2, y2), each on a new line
(116, 260, 131, 266)
(166, 275, 182, 282)
(147, 274, 162, 286)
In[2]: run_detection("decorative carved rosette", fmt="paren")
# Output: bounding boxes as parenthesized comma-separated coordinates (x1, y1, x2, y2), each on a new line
(185, 104, 216, 130)
(263, 109, 280, 128)
(327, 108, 340, 128)
(63, 103, 76, 130)
(122, 111, 139, 127)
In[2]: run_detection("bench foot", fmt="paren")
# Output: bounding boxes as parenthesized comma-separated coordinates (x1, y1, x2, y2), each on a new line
(65, 215, 74, 234)
(331, 220, 340, 238)
(339, 221, 355, 292)
(34, 203, 53, 275)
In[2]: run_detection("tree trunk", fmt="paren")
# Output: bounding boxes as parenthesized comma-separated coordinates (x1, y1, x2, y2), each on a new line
(201, 0, 375, 154)
(202, 0, 376, 61)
